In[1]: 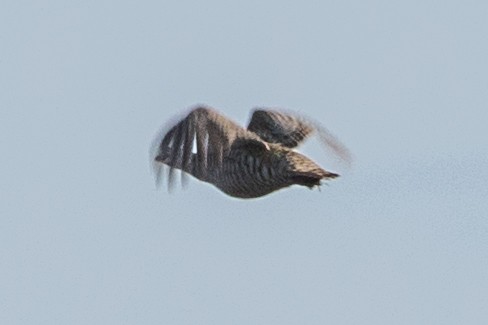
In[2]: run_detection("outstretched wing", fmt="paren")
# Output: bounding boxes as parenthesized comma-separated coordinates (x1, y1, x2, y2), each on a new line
(152, 106, 248, 189)
(247, 108, 352, 163)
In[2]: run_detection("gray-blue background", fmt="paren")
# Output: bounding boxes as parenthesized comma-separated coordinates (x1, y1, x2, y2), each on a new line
(2, 1, 487, 324)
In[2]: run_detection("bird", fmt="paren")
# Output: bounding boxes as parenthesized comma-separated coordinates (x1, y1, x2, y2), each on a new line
(152, 105, 351, 199)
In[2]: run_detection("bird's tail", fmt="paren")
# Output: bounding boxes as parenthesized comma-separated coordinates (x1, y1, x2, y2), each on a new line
(286, 151, 339, 188)
(291, 170, 339, 188)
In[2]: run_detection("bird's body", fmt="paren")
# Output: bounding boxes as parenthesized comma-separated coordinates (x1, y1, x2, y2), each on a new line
(153, 106, 350, 198)
(210, 143, 335, 198)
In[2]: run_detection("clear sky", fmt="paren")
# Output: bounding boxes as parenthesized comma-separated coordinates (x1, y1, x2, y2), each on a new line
(1, 0, 487, 324)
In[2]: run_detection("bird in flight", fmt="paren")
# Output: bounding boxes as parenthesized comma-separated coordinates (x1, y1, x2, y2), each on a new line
(152, 106, 351, 199)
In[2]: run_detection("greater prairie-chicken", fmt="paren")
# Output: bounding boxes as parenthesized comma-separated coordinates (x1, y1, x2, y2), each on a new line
(152, 106, 350, 198)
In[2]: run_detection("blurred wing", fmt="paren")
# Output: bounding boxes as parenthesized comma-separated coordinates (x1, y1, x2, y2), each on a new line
(314, 121, 352, 165)
(247, 109, 314, 148)
(152, 106, 244, 189)
(247, 108, 352, 163)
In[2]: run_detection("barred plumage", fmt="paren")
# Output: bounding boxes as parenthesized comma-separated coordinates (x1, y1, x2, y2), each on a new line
(152, 106, 351, 198)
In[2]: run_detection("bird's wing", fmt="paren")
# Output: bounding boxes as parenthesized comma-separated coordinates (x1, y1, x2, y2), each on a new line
(152, 106, 248, 188)
(247, 108, 352, 163)
(247, 109, 314, 148)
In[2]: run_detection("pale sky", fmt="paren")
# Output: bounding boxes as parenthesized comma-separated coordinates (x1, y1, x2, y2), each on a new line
(1, 1, 487, 324)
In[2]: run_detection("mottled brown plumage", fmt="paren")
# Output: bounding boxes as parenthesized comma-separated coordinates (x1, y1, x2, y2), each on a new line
(152, 106, 351, 198)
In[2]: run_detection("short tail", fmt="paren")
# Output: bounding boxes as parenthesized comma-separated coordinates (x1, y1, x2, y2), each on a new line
(291, 170, 339, 188)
